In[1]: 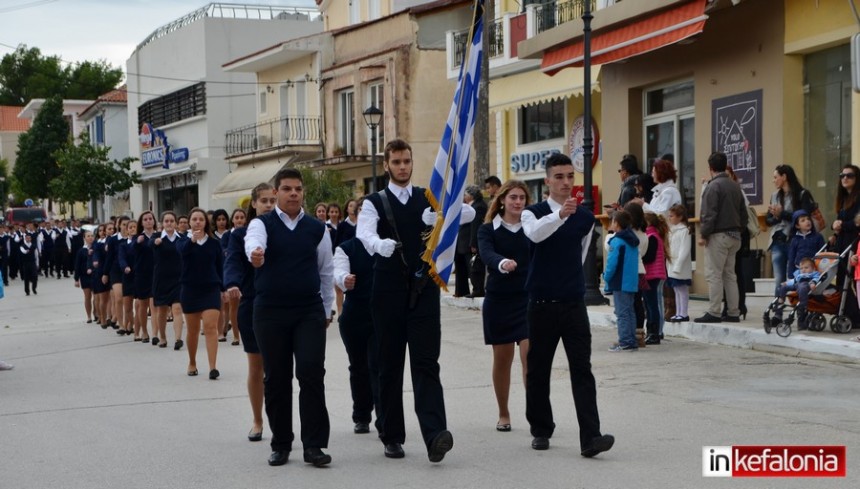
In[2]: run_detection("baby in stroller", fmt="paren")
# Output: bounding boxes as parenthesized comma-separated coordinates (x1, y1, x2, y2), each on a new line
(773, 257, 821, 330)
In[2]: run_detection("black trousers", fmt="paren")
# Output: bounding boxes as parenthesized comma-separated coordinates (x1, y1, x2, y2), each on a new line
(453, 252, 471, 297)
(526, 300, 601, 449)
(470, 254, 486, 295)
(338, 297, 380, 426)
(40, 251, 52, 276)
(0, 256, 8, 285)
(53, 247, 69, 277)
(22, 261, 38, 294)
(371, 283, 446, 448)
(253, 302, 329, 452)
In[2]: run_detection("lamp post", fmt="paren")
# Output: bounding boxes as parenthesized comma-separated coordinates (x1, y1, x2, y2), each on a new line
(363, 105, 383, 193)
(581, 0, 608, 306)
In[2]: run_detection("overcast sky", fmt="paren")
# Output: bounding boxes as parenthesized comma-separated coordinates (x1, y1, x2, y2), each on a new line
(0, 0, 316, 70)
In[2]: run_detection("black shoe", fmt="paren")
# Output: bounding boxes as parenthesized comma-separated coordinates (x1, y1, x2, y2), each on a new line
(152, 337, 159, 345)
(694, 313, 722, 323)
(209, 369, 220, 380)
(531, 436, 550, 450)
(354, 422, 370, 434)
(644, 335, 660, 345)
(268, 450, 289, 466)
(428, 430, 453, 463)
(303, 448, 331, 467)
(581, 434, 615, 458)
(32, 289, 37, 295)
(465, 293, 484, 299)
(116, 329, 127, 335)
(174, 340, 183, 351)
(384, 443, 405, 459)
(248, 429, 263, 442)
(723, 316, 740, 323)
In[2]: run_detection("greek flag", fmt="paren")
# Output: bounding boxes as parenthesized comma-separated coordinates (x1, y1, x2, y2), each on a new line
(422, 10, 483, 290)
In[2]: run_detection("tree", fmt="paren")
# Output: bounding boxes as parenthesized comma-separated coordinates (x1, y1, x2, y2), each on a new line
(298, 167, 354, 211)
(13, 95, 69, 201)
(0, 157, 9, 207)
(49, 133, 140, 205)
(0, 45, 123, 105)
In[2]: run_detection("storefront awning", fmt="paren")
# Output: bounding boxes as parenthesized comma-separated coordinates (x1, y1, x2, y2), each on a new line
(211, 159, 286, 202)
(140, 163, 198, 181)
(489, 67, 601, 112)
(541, 0, 708, 75)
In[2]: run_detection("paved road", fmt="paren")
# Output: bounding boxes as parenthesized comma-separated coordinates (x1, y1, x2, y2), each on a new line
(1, 278, 858, 488)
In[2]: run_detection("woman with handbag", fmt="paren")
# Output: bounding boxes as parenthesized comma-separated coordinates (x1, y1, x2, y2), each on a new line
(766, 165, 815, 294)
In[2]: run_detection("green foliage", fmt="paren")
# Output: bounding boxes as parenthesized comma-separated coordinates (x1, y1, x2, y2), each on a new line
(0, 158, 9, 206)
(49, 133, 141, 204)
(0, 45, 123, 105)
(298, 167, 354, 212)
(13, 95, 69, 200)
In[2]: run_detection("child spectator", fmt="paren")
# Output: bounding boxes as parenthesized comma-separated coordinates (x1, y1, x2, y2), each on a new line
(774, 257, 820, 330)
(643, 212, 670, 345)
(786, 210, 825, 278)
(604, 210, 640, 352)
(667, 204, 692, 322)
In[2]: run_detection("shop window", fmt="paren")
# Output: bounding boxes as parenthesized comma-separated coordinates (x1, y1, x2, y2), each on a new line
(645, 80, 693, 116)
(338, 89, 356, 155)
(804, 43, 851, 224)
(518, 99, 565, 145)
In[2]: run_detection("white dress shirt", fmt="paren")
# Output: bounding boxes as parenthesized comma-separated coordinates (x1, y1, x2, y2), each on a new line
(521, 197, 593, 265)
(492, 214, 523, 274)
(160, 230, 178, 242)
(333, 247, 351, 292)
(244, 205, 335, 314)
(357, 181, 477, 256)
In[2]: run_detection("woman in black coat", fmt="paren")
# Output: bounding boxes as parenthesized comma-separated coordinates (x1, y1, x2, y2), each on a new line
(476, 180, 531, 432)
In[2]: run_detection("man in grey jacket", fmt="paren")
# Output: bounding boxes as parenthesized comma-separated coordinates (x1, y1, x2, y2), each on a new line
(696, 152, 748, 323)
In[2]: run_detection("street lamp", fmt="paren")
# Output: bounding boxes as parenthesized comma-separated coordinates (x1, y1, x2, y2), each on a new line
(363, 105, 383, 194)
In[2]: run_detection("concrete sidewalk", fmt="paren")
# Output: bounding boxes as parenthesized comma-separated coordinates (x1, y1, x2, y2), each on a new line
(444, 293, 860, 364)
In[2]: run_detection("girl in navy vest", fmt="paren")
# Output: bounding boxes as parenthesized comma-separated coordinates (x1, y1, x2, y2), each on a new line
(133, 211, 157, 343)
(151, 211, 185, 349)
(118, 219, 138, 337)
(224, 182, 275, 441)
(92, 223, 113, 328)
(476, 180, 532, 432)
(179, 207, 226, 379)
(334, 197, 381, 435)
(222, 208, 246, 346)
(104, 217, 129, 330)
(74, 231, 95, 323)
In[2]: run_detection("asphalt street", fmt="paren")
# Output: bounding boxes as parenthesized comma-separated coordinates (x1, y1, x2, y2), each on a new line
(1, 277, 858, 489)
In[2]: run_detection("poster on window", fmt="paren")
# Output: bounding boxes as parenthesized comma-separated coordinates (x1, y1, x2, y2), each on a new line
(712, 89, 763, 205)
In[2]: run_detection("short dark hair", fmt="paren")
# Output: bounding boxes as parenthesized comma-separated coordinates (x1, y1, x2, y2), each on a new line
(384, 139, 412, 162)
(708, 152, 728, 172)
(484, 176, 501, 187)
(612, 210, 632, 230)
(274, 167, 303, 188)
(619, 154, 640, 175)
(545, 153, 573, 174)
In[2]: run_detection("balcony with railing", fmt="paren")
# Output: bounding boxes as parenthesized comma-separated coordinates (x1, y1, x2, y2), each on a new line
(446, 0, 616, 78)
(225, 115, 321, 158)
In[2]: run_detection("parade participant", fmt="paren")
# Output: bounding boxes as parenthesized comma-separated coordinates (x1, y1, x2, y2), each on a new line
(39, 221, 53, 278)
(178, 207, 225, 379)
(151, 212, 185, 348)
(245, 168, 334, 467)
(0, 225, 10, 286)
(211, 209, 231, 343)
(92, 223, 113, 328)
(212, 209, 230, 241)
(118, 219, 138, 337)
(133, 211, 157, 344)
(103, 216, 129, 331)
(476, 180, 531, 432)
(357, 138, 474, 463)
(51, 219, 75, 278)
(73, 231, 95, 323)
(222, 208, 246, 346)
(521, 153, 614, 457)
(313, 202, 328, 222)
(224, 183, 276, 442)
(177, 215, 190, 237)
(70, 219, 84, 276)
(335, 199, 358, 246)
(334, 197, 381, 435)
(19, 231, 38, 295)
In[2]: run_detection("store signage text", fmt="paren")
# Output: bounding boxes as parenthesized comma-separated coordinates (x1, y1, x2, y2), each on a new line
(140, 122, 189, 169)
(510, 148, 561, 174)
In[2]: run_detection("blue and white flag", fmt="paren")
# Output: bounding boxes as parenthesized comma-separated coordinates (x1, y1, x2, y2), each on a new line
(423, 10, 483, 289)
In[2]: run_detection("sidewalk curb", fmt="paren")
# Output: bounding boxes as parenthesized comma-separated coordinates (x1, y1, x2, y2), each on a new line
(442, 296, 860, 365)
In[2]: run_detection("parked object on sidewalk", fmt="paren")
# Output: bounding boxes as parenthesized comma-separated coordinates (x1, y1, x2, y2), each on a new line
(0, 360, 13, 370)
(762, 245, 854, 337)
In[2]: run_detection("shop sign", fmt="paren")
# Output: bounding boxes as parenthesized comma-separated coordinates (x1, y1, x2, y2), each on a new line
(139, 123, 190, 169)
(712, 89, 763, 205)
(569, 115, 600, 173)
(510, 148, 561, 175)
(169, 148, 189, 163)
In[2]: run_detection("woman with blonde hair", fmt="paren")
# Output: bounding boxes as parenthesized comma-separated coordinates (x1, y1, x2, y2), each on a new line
(476, 180, 532, 432)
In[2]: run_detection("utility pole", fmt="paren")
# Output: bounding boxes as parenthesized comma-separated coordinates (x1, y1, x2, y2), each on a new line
(473, 0, 491, 186)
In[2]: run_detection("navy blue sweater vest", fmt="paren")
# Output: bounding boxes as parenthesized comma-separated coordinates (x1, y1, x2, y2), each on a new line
(253, 212, 324, 307)
(525, 201, 595, 302)
(478, 222, 531, 297)
(178, 237, 223, 289)
(365, 187, 431, 290)
(339, 237, 374, 301)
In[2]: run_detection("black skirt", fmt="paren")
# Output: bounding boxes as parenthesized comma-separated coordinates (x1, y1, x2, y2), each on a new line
(180, 285, 221, 314)
(481, 293, 528, 345)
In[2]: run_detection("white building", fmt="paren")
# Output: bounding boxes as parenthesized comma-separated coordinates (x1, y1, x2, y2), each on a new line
(78, 87, 130, 221)
(18, 99, 93, 140)
(126, 3, 323, 216)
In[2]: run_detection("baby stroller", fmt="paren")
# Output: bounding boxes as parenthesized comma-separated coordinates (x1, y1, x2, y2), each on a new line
(762, 245, 854, 337)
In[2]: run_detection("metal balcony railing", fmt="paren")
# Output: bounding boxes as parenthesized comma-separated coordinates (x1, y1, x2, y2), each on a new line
(225, 116, 321, 157)
(533, 0, 595, 34)
(452, 17, 505, 68)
